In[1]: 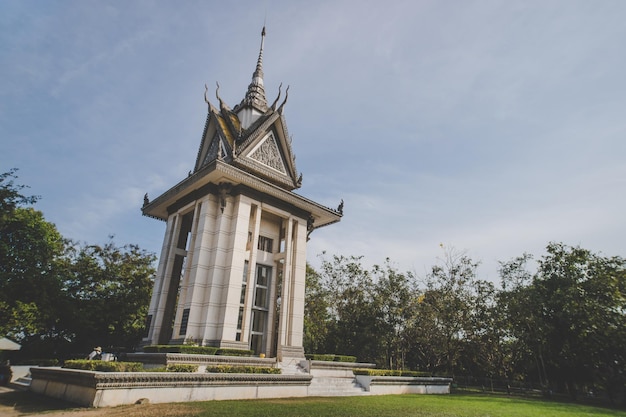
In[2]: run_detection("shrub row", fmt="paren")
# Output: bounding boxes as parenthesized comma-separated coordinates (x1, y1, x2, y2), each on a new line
(352, 368, 432, 377)
(145, 364, 199, 373)
(64, 360, 143, 372)
(61, 360, 285, 374)
(63, 360, 201, 373)
(142, 345, 254, 356)
(166, 364, 199, 372)
(305, 354, 357, 363)
(206, 365, 281, 374)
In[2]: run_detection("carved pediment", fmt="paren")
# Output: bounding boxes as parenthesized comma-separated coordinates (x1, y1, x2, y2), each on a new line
(248, 132, 287, 174)
(202, 132, 230, 165)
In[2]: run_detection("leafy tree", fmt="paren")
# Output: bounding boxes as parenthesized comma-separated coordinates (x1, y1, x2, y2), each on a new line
(0, 169, 38, 225)
(409, 246, 489, 377)
(0, 170, 66, 343)
(317, 254, 379, 363)
(498, 253, 550, 388)
(61, 239, 156, 352)
(303, 263, 331, 354)
(371, 259, 416, 369)
(535, 243, 626, 400)
(459, 278, 500, 382)
(0, 169, 156, 359)
(499, 243, 626, 401)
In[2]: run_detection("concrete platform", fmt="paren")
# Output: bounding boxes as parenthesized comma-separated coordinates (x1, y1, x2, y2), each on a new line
(28, 358, 452, 407)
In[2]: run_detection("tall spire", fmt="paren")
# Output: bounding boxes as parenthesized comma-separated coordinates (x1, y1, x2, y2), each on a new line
(240, 26, 268, 111)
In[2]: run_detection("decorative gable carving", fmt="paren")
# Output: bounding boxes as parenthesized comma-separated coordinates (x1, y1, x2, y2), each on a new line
(203, 133, 220, 165)
(249, 132, 287, 174)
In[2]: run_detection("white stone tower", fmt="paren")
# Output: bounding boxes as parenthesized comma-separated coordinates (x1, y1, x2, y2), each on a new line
(141, 28, 342, 360)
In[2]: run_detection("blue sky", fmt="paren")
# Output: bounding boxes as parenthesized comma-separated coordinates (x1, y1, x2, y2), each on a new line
(2, 1, 625, 282)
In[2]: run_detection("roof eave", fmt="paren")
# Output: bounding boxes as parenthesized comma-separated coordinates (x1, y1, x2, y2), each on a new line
(142, 160, 341, 226)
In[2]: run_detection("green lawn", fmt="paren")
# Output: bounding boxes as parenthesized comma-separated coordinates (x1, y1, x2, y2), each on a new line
(1, 389, 624, 417)
(187, 394, 625, 417)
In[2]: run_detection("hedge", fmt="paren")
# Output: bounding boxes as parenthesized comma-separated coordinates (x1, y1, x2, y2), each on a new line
(142, 345, 254, 356)
(216, 348, 255, 357)
(305, 354, 357, 363)
(333, 355, 357, 363)
(142, 345, 219, 355)
(206, 365, 281, 374)
(166, 364, 198, 372)
(63, 360, 143, 372)
(352, 368, 432, 377)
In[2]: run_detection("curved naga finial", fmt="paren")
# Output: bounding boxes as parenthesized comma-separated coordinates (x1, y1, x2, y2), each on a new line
(204, 84, 210, 104)
(278, 85, 289, 114)
(337, 199, 344, 215)
(215, 82, 223, 105)
(270, 83, 282, 111)
(215, 81, 231, 113)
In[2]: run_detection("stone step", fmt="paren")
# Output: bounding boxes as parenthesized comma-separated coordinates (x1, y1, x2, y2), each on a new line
(308, 376, 368, 396)
(11, 376, 32, 389)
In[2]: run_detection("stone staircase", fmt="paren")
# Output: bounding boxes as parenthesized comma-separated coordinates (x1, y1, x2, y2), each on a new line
(280, 359, 370, 397)
(307, 374, 368, 396)
(9, 366, 32, 389)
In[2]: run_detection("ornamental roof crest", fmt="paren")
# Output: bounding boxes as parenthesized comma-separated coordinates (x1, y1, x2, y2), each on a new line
(194, 27, 301, 190)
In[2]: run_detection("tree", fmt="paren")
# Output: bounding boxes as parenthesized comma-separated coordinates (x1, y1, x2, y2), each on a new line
(0, 169, 38, 226)
(371, 259, 416, 369)
(317, 254, 379, 363)
(498, 253, 550, 389)
(536, 243, 626, 400)
(499, 243, 626, 401)
(0, 170, 66, 343)
(409, 246, 488, 376)
(0, 169, 156, 359)
(61, 239, 156, 352)
(303, 263, 332, 354)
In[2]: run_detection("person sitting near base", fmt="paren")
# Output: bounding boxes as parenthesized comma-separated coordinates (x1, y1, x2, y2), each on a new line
(87, 346, 102, 360)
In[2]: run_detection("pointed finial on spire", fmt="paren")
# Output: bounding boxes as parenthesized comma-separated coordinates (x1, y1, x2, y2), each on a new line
(240, 27, 268, 111)
(255, 26, 265, 76)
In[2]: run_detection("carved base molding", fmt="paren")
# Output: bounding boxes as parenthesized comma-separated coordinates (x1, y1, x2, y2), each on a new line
(29, 362, 451, 408)
(30, 367, 312, 408)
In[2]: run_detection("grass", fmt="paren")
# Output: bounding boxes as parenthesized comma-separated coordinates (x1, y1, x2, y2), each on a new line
(1, 388, 624, 417)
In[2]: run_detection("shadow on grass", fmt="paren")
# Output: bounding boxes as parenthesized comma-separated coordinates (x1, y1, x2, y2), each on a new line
(0, 387, 85, 414)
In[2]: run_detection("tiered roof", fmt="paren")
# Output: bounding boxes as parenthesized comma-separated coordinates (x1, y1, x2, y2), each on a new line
(142, 27, 342, 233)
(194, 27, 300, 191)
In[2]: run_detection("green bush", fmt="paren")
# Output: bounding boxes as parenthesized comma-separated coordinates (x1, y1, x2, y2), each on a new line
(143, 345, 257, 356)
(142, 345, 218, 355)
(166, 364, 198, 372)
(142, 345, 176, 353)
(305, 353, 336, 361)
(63, 360, 143, 372)
(144, 366, 167, 372)
(180, 346, 219, 355)
(206, 365, 281, 374)
(333, 355, 357, 363)
(142, 345, 254, 356)
(216, 348, 254, 356)
(352, 368, 432, 377)
(304, 353, 357, 362)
